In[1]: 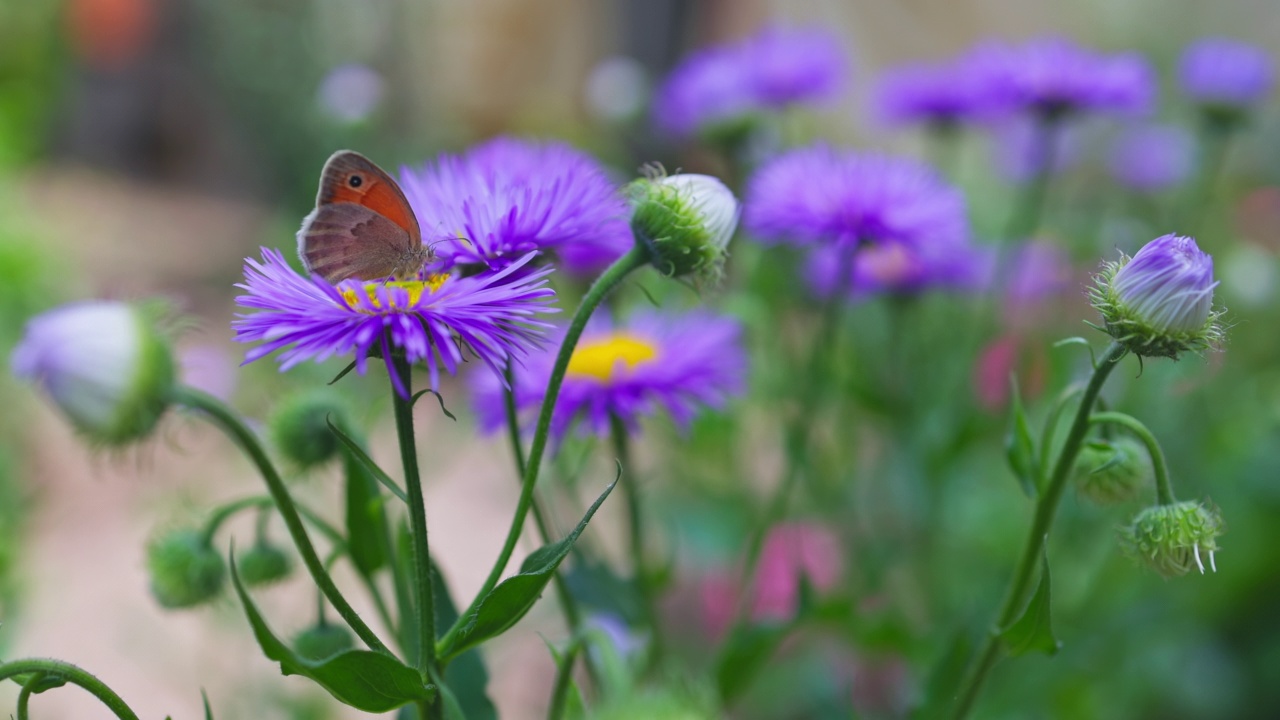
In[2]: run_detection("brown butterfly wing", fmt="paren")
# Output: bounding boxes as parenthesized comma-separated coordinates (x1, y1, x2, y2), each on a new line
(297, 203, 419, 283)
(315, 151, 422, 242)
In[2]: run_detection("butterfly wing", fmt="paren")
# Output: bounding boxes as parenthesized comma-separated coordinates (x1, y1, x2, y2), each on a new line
(297, 202, 417, 283)
(315, 151, 422, 242)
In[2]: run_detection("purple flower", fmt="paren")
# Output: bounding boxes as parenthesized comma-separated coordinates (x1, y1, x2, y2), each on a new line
(966, 36, 1155, 117)
(988, 116, 1082, 183)
(803, 238, 986, 299)
(1179, 37, 1273, 109)
(874, 60, 982, 127)
(469, 310, 746, 442)
(654, 25, 846, 138)
(1001, 242, 1074, 304)
(1109, 124, 1195, 192)
(744, 145, 969, 250)
(233, 248, 556, 396)
(397, 137, 633, 275)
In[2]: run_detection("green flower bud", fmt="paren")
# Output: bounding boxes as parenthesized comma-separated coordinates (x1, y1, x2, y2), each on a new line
(146, 529, 226, 608)
(11, 301, 175, 446)
(630, 170, 739, 282)
(269, 390, 350, 470)
(1119, 500, 1224, 578)
(1090, 234, 1223, 359)
(1073, 436, 1152, 505)
(293, 623, 354, 661)
(236, 542, 293, 586)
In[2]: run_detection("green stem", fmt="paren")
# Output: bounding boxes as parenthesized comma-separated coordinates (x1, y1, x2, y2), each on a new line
(546, 639, 584, 720)
(949, 341, 1126, 719)
(0, 659, 140, 720)
(15, 672, 41, 720)
(926, 120, 962, 179)
(1183, 116, 1235, 237)
(1088, 411, 1175, 505)
(390, 356, 437, 677)
(1036, 382, 1086, 485)
(172, 386, 391, 656)
(1002, 113, 1061, 243)
(612, 412, 662, 667)
(438, 243, 649, 656)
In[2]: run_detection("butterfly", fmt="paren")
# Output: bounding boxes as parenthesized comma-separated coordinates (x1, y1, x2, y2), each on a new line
(297, 150, 435, 284)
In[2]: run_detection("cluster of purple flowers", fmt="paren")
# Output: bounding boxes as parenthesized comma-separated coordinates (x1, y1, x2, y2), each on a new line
(654, 25, 846, 138)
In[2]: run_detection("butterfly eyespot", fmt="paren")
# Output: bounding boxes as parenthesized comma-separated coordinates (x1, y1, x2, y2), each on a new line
(348, 174, 364, 188)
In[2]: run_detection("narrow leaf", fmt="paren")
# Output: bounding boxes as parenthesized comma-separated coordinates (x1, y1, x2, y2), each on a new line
(714, 622, 791, 703)
(328, 361, 358, 385)
(1003, 376, 1038, 498)
(444, 479, 618, 660)
(412, 388, 457, 421)
(229, 553, 435, 712)
(343, 446, 388, 577)
(999, 552, 1060, 657)
(202, 689, 214, 720)
(328, 418, 408, 503)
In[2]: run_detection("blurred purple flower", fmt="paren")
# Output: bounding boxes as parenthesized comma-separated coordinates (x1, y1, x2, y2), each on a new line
(874, 60, 982, 127)
(654, 25, 847, 138)
(966, 36, 1155, 117)
(744, 145, 969, 250)
(1109, 124, 1195, 192)
(317, 64, 385, 124)
(469, 310, 746, 442)
(398, 137, 633, 276)
(234, 249, 556, 397)
(804, 240, 986, 299)
(1001, 241, 1074, 304)
(1179, 37, 1273, 109)
(987, 116, 1082, 183)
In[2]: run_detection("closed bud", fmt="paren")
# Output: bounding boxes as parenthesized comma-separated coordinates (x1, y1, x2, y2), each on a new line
(630, 170, 739, 282)
(1119, 500, 1224, 578)
(1090, 234, 1223, 359)
(293, 623, 354, 661)
(1073, 436, 1151, 505)
(269, 390, 350, 470)
(11, 301, 175, 446)
(237, 542, 293, 586)
(147, 529, 226, 609)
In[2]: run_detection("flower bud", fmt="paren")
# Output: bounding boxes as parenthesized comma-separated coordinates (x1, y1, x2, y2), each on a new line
(11, 301, 175, 446)
(269, 390, 350, 470)
(146, 529, 226, 608)
(236, 542, 293, 586)
(1119, 500, 1223, 578)
(1090, 234, 1222, 359)
(630, 171, 739, 282)
(1073, 436, 1151, 505)
(293, 623, 354, 661)
(1178, 38, 1273, 126)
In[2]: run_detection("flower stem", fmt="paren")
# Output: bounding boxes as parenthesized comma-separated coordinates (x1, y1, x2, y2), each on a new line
(0, 659, 140, 720)
(438, 243, 650, 656)
(1002, 113, 1061, 243)
(611, 412, 662, 668)
(1087, 411, 1175, 505)
(1183, 116, 1235, 237)
(172, 386, 391, 656)
(389, 356, 438, 680)
(949, 341, 1125, 719)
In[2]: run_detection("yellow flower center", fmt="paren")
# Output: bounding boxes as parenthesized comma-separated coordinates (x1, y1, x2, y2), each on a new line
(565, 332, 659, 382)
(341, 275, 449, 312)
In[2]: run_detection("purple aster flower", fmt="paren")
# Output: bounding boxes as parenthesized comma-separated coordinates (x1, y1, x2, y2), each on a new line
(803, 237, 986, 299)
(744, 145, 969, 250)
(1109, 124, 1195, 192)
(1179, 38, 1273, 109)
(1001, 242, 1074, 304)
(234, 248, 556, 396)
(874, 60, 982, 127)
(966, 36, 1155, 117)
(397, 137, 633, 276)
(987, 116, 1082, 183)
(469, 310, 746, 442)
(654, 25, 846, 138)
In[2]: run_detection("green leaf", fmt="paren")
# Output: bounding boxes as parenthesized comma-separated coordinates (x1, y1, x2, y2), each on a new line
(444, 479, 618, 660)
(343, 446, 388, 577)
(202, 689, 214, 720)
(411, 388, 457, 421)
(328, 418, 408, 503)
(999, 553, 1060, 657)
(911, 631, 972, 720)
(229, 553, 435, 712)
(714, 621, 792, 703)
(328, 361, 358, 386)
(564, 560, 645, 626)
(1004, 376, 1039, 497)
(435, 680, 468, 720)
(433, 562, 497, 720)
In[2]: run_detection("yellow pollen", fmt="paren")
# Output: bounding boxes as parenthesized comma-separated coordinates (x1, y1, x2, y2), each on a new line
(341, 275, 449, 311)
(565, 332, 659, 382)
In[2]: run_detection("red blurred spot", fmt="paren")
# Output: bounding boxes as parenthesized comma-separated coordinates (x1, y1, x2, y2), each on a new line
(66, 0, 156, 70)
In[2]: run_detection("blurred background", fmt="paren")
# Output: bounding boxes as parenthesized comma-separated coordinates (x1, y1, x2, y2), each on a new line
(1, 0, 1279, 718)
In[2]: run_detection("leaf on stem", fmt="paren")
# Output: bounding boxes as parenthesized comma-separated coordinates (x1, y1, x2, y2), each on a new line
(999, 551, 1060, 657)
(443, 479, 619, 661)
(229, 553, 435, 712)
(343, 447, 388, 577)
(714, 621, 792, 703)
(1004, 376, 1039, 498)
(327, 418, 408, 503)
(411, 388, 457, 421)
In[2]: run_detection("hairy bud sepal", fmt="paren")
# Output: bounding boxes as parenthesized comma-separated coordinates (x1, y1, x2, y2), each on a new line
(147, 529, 226, 608)
(629, 170, 739, 283)
(269, 390, 350, 470)
(1073, 436, 1152, 505)
(1119, 500, 1224, 578)
(237, 542, 293, 586)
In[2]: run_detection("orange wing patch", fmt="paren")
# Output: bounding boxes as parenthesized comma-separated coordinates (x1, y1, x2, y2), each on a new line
(316, 151, 421, 240)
